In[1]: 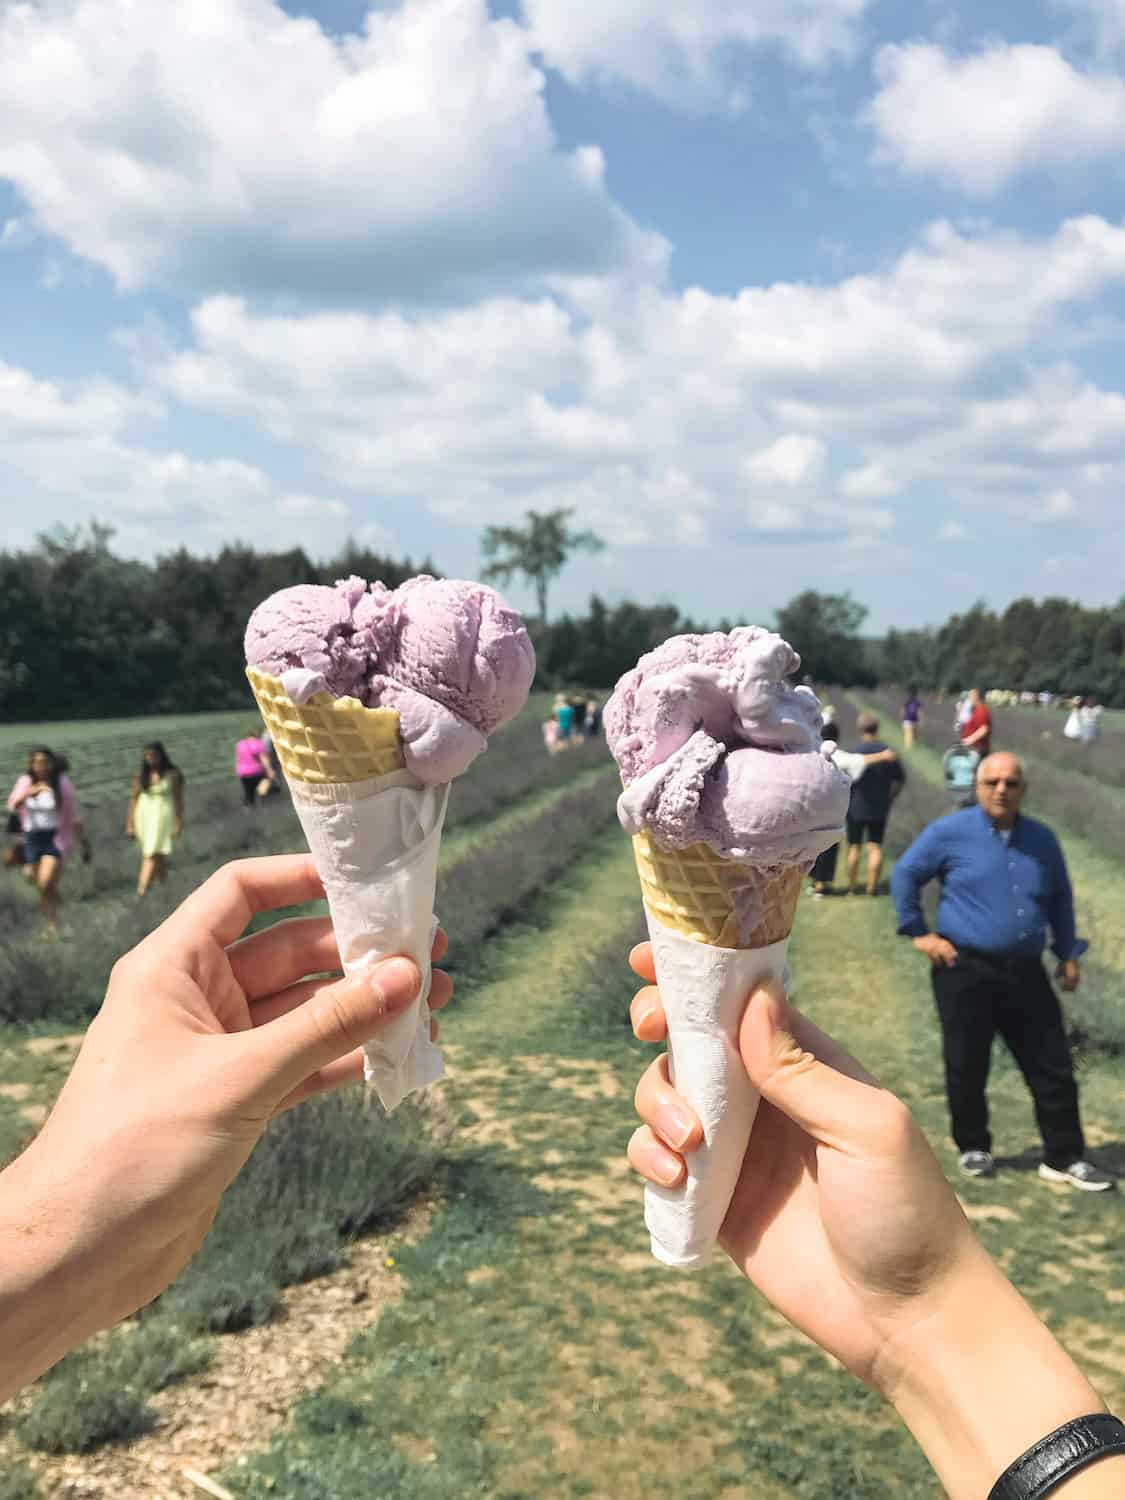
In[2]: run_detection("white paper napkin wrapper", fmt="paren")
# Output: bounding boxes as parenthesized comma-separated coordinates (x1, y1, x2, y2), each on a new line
(643, 914, 791, 1271)
(289, 770, 449, 1113)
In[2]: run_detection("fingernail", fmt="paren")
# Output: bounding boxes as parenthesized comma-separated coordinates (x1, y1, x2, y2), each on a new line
(372, 958, 420, 1007)
(650, 1146, 683, 1187)
(635, 1000, 656, 1031)
(656, 1104, 695, 1150)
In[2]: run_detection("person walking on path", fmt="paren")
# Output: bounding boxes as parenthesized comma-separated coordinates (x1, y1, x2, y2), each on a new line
(959, 687, 992, 758)
(553, 693, 575, 748)
(891, 751, 1114, 1191)
(235, 728, 274, 810)
(901, 686, 924, 749)
(6, 748, 90, 934)
(126, 742, 185, 896)
(844, 712, 905, 896)
(808, 719, 898, 897)
(1078, 695, 1103, 745)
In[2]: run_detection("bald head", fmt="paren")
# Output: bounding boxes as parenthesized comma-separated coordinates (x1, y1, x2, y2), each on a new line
(976, 751, 1025, 828)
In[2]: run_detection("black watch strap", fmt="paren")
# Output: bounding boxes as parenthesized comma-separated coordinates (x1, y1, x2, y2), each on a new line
(988, 1414, 1125, 1500)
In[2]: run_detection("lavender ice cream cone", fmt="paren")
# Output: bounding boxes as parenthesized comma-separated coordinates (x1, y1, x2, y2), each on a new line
(605, 629, 850, 1268)
(245, 576, 535, 1111)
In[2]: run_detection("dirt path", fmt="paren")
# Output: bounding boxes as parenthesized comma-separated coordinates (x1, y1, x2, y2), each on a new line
(1, 1206, 434, 1500)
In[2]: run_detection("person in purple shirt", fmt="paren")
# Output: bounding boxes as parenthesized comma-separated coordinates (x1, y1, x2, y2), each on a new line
(891, 752, 1115, 1192)
(901, 685, 923, 749)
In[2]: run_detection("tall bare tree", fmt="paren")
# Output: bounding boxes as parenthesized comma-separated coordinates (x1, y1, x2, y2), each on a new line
(481, 508, 605, 623)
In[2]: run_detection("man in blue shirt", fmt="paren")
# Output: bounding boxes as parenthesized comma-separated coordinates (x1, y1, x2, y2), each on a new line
(845, 712, 905, 895)
(891, 752, 1114, 1192)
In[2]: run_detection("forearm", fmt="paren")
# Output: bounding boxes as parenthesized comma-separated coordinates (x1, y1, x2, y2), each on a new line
(882, 1243, 1118, 1499)
(0, 1150, 102, 1402)
(891, 874, 928, 937)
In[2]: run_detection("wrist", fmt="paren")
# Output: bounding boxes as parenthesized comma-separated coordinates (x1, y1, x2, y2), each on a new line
(0, 1103, 152, 1401)
(0, 1148, 98, 1401)
(880, 1242, 1107, 1499)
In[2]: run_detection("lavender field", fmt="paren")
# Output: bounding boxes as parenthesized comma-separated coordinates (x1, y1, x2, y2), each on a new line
(2, 691, 1121, 1500)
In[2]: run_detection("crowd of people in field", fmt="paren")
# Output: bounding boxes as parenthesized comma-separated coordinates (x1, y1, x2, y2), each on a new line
(5, 690, 611, 935)
(805, 689, 1115, 1195)
(3, 728, 287, 933)
(543, 691, 601, 753)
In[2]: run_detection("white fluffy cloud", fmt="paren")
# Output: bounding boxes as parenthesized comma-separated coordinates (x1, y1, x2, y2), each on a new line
(0, 363, 150, 444)
(1, 359, 350, 553)
(745, 435, 826, 487)
(132, 215, 1125, 557)
(521, 0, 871, 104)
(0, 0, 660, 300)
(868, 43, 1125, 195)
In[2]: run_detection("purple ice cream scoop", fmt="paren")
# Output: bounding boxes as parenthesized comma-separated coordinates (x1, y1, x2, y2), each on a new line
(243, 576, 377, 702)
(383, 577, 538, 738)
(244, 575, 535, 784)
(604, 628, 849, 869)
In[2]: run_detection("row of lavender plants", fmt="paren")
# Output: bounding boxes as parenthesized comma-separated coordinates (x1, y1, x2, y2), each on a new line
(984, 705, 1125, 792)
(0, 704, 610, 1024)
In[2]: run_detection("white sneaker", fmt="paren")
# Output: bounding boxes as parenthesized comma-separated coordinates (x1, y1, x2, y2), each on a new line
(1038, 1161, 1116, 1192)
(958, 1151, 995, 1178)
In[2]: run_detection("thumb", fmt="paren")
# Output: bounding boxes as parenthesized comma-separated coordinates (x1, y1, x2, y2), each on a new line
(738, 981, 894, 1155)
(252, 957, 421, 1101)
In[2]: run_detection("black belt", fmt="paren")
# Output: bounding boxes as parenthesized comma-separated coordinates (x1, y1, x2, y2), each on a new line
(952, 945, 1042, 971)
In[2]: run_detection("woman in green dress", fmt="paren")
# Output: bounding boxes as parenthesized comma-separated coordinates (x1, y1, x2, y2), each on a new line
(126, 742, 185, 897)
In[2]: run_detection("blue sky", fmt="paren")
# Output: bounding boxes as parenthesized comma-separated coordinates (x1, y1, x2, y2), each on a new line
(2, 0, 1124, 633)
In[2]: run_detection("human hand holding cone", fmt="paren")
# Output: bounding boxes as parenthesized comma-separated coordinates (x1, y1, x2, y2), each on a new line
(605, 630, 850, 1268)
(247, 666, 447, 1111)
(631, 834, 802, 1268)
(244, 576, 535, 1112)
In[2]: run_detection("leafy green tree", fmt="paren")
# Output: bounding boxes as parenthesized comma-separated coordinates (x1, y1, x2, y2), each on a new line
(775, 590, 873, 687)
(481, 508, 605, 623)
(0, 529, 434, 719)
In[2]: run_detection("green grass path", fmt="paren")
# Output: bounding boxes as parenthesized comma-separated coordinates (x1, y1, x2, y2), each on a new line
(229, 813, 1114, 1498)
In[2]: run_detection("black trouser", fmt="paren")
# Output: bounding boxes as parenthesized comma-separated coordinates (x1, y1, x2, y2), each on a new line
(931, 950, 1084, 1169)
(240, 774, 261, 808)
(810, 843, 838, 884)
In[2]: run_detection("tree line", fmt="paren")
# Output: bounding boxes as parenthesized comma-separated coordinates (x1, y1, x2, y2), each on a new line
(1, 527, 1121, 721)
(873, 599, 1125, 705)
(0, 525, 431, 720)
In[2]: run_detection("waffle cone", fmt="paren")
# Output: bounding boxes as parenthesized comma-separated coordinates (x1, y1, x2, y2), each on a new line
(632, 831, 802, 950)
(246, 667, 406, 785)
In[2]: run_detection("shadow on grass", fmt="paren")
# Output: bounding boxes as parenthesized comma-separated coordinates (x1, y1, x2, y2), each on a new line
(993, 1141, 1125, 1177)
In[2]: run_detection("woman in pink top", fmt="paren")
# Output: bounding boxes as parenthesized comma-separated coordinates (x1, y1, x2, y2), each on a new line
(235, 729, 274, 809)
(7, 747, 90, 933)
